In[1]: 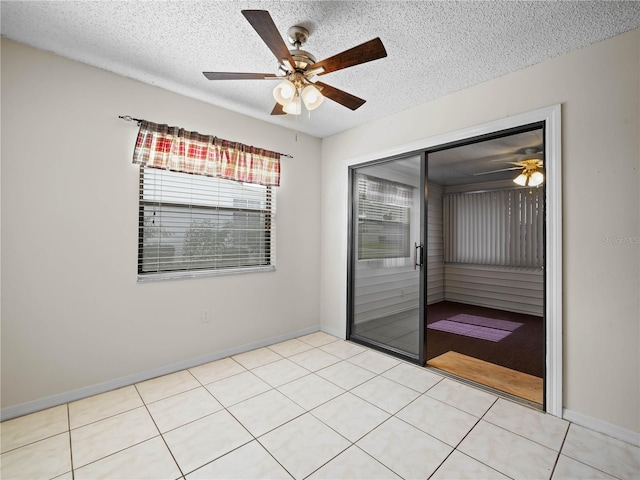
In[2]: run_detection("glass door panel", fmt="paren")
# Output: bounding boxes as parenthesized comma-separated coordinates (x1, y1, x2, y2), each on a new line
(348, 154, 425, 363)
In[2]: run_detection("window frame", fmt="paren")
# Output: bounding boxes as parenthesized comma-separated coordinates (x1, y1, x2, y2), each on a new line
(355, 173, 413, 262)
(137, 166, 275, 282)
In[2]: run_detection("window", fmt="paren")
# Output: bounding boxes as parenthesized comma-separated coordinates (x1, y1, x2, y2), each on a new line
(139, 166, 274, 279)
(356, 173, 412, 260)
(443, 188, 543, 268)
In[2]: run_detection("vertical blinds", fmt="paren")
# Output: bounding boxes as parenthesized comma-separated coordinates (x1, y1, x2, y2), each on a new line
(139, 166, 274, 275)
(443, 188, 543, 268)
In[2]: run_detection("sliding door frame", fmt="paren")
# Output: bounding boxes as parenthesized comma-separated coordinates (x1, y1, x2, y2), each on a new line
(347, 152, 427, 365)
(343, 105, 562, 416)
(424, 120, 547, 409)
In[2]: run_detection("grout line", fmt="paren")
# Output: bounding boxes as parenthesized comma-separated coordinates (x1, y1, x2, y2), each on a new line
(134, 382, 185, 476)
(5, 335, 635, 479)
(66, 403, 75, 480)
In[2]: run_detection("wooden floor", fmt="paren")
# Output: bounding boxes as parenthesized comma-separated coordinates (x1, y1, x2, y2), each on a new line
(427, 351, 543, 404)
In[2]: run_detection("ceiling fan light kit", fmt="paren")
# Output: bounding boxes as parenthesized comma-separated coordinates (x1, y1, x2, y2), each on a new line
(472, 146, 545, 187)
(273, 79, 296, 104)
(513, 170, 544, 187)
(283, 95, 302, 115)
(513, 158, 545, 187)
(203, 10, 387, 116)
(301, 84, 324, 110)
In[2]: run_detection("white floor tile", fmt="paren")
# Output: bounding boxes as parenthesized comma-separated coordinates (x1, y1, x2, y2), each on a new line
(426, 378, 497, 417)
(188, 357, 246, 385)
(69, 386, 143, 430)
(163, 410, 252, 475)
(396, 395, 479, 446)
(561, 424, 640, 479)
(0, 432, 71, 480)
(458, 420, 558, 479)
(135, 371, 200, 404)
(251, 359, 309, 387)
(289, 349, 342, 372)
(259, 413, 350, 479)
(311, 392, 390, 442)
(316, 361, 376, 390)
(319, 340, 366, 359)
(308, 445, 401, 479)
(357, 417, 452, 479)
(53, 471, 74, 479)
(73, 436, 181, 480)
(483, 398, 569, 451)
(146, 387, 223, 433)
(351, 376, 420, 414)
(552, 454, 618, 479)
(232, 347, 283, 369)
(382, 362, 443, 393)
(347, 350, 400, 374)
(228, 389, 305, 437)
(1, 405, 68, 453)
(187, 440, 292, 479)
(205, 371, 271, 407)
(70, 407, 158, 468)
(297, 331, 340, 347)
(278, 373, 344, 410)
(5, 339, 640, 480)
(267, 339, 314, 357)
(431, 450, 510, 479)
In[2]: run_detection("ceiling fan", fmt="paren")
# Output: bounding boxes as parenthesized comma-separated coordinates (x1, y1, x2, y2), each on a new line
(203, 10, 387, 115)
(474, 147, 545, 186)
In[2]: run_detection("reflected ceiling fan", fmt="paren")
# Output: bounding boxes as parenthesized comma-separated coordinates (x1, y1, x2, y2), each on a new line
(203, 10, 387, 115)
(474, 147, 545, 186)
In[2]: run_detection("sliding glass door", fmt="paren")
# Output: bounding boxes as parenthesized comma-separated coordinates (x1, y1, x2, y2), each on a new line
(347, 154, 426, 364)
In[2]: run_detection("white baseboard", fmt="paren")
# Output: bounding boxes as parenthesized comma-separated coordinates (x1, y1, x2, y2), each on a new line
(320, 324, 344, 339)
(1, 325, 320, 422)
(563, 408, 640, 447)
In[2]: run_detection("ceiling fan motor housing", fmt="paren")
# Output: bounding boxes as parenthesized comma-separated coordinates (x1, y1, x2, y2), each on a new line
(287, 25, 309, 47)
(290, 49, 317, 71)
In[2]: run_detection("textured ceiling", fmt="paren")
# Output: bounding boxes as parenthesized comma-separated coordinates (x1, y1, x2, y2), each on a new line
(2, 1, 639, 138)
(428, 128, 544, 186)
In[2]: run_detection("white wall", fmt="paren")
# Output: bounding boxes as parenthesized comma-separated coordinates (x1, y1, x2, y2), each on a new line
(320, 29, 640, 434)
(0, 39, 322, 412)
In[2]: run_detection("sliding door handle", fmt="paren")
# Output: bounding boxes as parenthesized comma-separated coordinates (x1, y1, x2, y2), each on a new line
(414, 242, 424, 270)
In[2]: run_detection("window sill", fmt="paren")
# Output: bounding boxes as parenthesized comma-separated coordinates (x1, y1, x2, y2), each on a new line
(137, 265, 275, 283)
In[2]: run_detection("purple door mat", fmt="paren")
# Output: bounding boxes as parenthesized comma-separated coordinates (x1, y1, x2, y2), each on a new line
(427, 320, 512, 342)
(447, 313, 523, 332)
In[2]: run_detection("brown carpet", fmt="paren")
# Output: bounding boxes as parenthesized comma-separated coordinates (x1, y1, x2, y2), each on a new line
(426, 301, 544, 378)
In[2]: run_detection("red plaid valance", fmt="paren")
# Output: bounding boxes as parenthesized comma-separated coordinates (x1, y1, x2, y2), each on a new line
(132, 121, 281, 186)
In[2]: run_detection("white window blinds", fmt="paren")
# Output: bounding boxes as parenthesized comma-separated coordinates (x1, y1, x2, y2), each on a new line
(139, 166, 275, 278)
(443, 188, 543, 268)
(357, 173, 412, 260)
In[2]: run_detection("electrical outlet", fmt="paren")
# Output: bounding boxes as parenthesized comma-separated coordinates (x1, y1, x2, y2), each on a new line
(200, 310, 210, 324)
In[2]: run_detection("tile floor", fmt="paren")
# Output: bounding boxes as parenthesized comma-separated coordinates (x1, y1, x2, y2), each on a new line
(1, 332, 639, 479)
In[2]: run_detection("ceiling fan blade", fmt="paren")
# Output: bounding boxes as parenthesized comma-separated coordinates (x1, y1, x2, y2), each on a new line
(315, 81, 366, 110)
(203, 72, 279, 80)
(312, 38, 387, 75)
(473, 166, 521, 176)
(270, 103, 286, 115)
(242, 10, 295, 67)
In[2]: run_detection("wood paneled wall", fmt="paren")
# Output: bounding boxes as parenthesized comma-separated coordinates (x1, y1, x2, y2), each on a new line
(443, 264, 544, 316)
(427, 183, 445, 304)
